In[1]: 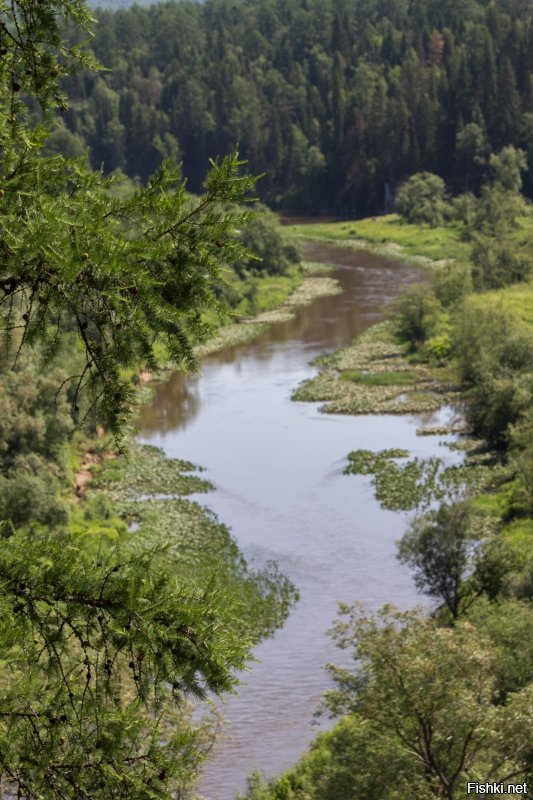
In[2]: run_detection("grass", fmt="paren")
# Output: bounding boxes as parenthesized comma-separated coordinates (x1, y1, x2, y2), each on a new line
(286, 213, 471, 264)
(475, 279, 533, 329)
(339, 370, 419, 387)
(292, 321, 456, 416)
(234, 268, 302, 317)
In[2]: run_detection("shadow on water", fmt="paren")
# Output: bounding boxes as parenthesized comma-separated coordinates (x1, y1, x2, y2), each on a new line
(138, 242, 460, 799)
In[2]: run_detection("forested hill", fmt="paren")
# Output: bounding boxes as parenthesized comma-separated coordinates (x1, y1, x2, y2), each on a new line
(87, 1, 167, 8)
(62, 0, 533, 215)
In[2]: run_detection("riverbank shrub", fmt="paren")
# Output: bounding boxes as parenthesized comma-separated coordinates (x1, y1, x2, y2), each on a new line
(234, 206, 300, 278)
(471, 233, 532, 289)
(455, 302, 533, 450)
(395, 173, 450, 226)
(391, 286, 443, 353)
(398, 502, 478, 619)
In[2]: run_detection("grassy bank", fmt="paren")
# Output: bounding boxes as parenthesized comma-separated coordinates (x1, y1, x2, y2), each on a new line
(74, 437, 298, 642)
(286, 213, 471, 265)
(194, 263, 340, 358)
(292, 321, 459, 416)
(287, 209, 533, 270)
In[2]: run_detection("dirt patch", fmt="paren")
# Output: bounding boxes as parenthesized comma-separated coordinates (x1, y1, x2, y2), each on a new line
(74, 449, 116, 498)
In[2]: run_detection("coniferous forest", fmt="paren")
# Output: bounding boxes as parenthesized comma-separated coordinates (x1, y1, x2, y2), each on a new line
(59, 0, 533, 214)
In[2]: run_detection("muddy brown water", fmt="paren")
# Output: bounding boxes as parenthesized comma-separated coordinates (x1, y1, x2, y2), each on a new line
(138, 242, 462, 800)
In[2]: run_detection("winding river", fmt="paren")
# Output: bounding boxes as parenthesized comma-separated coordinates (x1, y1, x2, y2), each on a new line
(138, 242, 462, 800)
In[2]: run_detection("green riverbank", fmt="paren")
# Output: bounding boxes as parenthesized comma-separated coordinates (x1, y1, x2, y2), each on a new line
(78, 437, 297, 644)
(194, 263, 341, 358)
(287, 213, 472, 266)
(291, 320, 459, 416)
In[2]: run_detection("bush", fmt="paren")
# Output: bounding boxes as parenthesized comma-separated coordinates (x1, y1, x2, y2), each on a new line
(456, 303, 533, 450)
(471, 234, 531, 290)
(397, 501, 477, 618)
(434, 262, 473, 307)
(395, 172, 450, 226)
(509, 408, 533, 516)
(450, 192, 478, 228)
(0, 473, 69, 528)
(391, 285, 442, 353)
(235, 206, 300, 277)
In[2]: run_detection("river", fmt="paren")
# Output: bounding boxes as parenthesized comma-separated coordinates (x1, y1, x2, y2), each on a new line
(138, 242, 462, 800)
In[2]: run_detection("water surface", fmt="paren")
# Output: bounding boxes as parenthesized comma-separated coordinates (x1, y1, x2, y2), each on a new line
(139, 243, 461, 799)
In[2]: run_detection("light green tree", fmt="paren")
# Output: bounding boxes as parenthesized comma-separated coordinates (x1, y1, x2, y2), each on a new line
(323, 607, 532, 800)
(395, 172, 449, 226)
(397, 502, 478, 619)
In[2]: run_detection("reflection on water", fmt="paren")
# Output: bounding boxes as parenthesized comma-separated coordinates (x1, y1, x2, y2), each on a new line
(138, 243, 460, 799)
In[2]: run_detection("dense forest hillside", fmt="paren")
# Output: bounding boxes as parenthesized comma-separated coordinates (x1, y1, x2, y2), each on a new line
(62, 0, 533, 214)
(87, 1, 166, 8)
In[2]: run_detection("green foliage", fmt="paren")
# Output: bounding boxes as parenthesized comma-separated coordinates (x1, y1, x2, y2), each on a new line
(0, 472, 68, 527)
(395, 172, 450, 226)
(489, 146, 527, 194)
(62, 0, 533, 214)
(234, 206, 300, 278)
(476, 520, 533, 601)
(509, 408, 533, 516)
(471, 228, 532, 289)
(0, 356, 74, 473)
(467, 598, 533, 698)
(467, 152, 531, 289)
(398, 502, 478, 618)
(321, 608, 532, 798)
(0, 352, 75, 527)
(434, 262, 473, 307)
(1, 137, 257, 436)
(0, 526, 251, 798)
(456, 302, 533, 450)
(0, 0, 259, 438)
(391, 286, 443, 353)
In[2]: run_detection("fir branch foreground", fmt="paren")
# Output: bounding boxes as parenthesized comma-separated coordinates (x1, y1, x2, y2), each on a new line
(0, 525, 248, 798)
(0, 0, 257, 437)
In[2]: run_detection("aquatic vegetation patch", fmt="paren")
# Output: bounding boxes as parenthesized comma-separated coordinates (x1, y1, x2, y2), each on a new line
(285, 276, 341, 306)
(339, 370, 419, 386)
(417, 423, 470, 436)
(293, 322, 454, 415)
(344, 449, 410, 475)
(91, 439, 212, 501)
(194, 322, 268, 357)
(300, 260, 336, 274)
(344, 447, 507, 512)
(87, 438, 297, 642)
